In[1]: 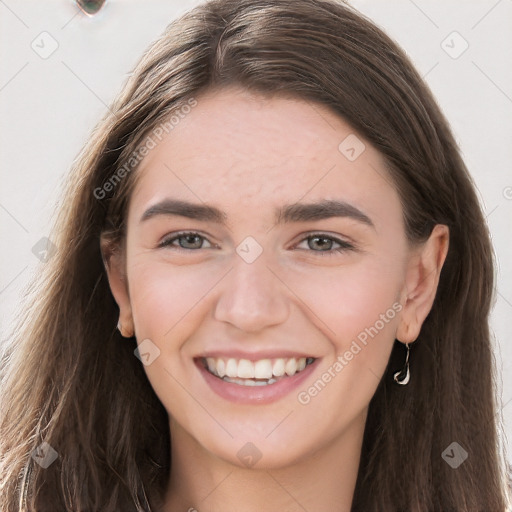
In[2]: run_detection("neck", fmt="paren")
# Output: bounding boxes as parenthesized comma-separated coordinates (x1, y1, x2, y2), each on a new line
(162, 409, 367, 512)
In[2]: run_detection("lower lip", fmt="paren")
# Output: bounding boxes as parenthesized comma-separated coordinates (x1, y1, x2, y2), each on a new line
(195, 358, 320, 405)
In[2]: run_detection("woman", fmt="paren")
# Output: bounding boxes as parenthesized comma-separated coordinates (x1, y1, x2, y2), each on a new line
(1, 0, 509, 510)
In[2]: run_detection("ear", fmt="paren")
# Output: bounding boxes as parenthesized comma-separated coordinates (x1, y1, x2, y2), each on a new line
(396, 224, 449, 343)
(100, 235, 135, 338)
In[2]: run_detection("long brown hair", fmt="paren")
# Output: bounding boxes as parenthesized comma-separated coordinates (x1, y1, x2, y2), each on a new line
(1, 0, 509, 510)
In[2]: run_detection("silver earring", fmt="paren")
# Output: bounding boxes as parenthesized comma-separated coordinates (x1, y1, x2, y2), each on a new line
(393, 342, 410, 385)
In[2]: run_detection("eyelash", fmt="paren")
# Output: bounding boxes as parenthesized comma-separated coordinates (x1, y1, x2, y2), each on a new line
(158, 231, 355, 256)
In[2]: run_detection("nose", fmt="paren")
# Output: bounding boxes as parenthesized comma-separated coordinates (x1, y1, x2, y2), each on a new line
(213, 252, 290, 332)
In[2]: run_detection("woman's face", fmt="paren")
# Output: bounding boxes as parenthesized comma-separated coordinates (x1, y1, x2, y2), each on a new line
(109, 86, 419, 468)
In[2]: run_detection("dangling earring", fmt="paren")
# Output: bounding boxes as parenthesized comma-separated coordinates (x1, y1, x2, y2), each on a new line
(393, 342, 410, 385)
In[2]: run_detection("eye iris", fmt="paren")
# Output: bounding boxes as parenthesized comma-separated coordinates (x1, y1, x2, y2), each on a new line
(180, 234, 202, 249)
(309, 236, 332, 251)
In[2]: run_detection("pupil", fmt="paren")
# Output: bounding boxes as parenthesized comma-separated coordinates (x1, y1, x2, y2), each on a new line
(311, 236, 330, 250)
(183, 235, 201, 248)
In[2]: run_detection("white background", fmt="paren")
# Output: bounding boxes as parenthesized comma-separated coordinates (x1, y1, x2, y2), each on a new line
(1, 0, 511, 464)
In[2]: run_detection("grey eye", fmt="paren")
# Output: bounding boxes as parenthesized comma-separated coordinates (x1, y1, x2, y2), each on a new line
(178, 234, 204, 249)
(307, 235, 335, 251)
(159, 232, 214, 251)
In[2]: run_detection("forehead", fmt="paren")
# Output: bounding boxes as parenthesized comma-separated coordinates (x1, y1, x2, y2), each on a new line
(129, 87, 401, 228)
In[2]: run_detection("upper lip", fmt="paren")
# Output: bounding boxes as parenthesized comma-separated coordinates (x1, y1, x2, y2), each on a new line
(196, 350, 317, 361)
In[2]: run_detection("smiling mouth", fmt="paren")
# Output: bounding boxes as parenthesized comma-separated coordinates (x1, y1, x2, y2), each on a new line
(199, 356, 316, 386)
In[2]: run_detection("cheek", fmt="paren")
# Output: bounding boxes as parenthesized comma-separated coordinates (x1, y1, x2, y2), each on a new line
(125, 259, 219, 414)
(289, 261, 403, 427)
(127, 258, 217, 339)
(283, 255, 403, 345)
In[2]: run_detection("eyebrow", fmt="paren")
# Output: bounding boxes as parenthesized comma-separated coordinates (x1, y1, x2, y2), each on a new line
(140, 198, 375, 229)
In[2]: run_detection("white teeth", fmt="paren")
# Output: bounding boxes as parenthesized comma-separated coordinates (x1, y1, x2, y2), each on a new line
(204, 356, 312, 380)
(285, 358, 297, 376)
(254, 359, 273, 379)
(225, 358, 238, 378)
(238, 359, 255, 378)
(216, 358, 226, 378)
(272, 358, 286, 377)
(223, 376, 277, 386)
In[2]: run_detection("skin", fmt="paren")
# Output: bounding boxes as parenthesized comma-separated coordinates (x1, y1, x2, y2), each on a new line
(103, 86, 449, 512)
